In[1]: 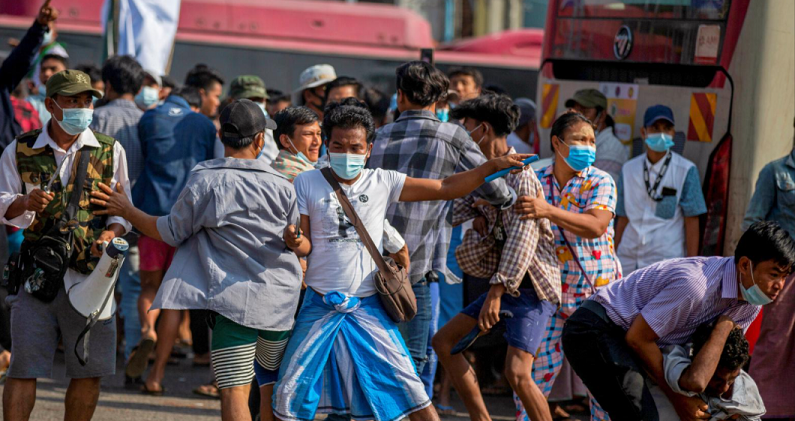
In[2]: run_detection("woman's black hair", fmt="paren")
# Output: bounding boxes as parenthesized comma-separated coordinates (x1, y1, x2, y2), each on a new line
(549, 111, 592, 152)
(322, 98, 375, 144)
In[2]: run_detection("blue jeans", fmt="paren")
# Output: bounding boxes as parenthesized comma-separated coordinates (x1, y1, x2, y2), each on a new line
(119, 246, 141, 361)
(399, 277, 432, 375)
(419, 281, 440, 399)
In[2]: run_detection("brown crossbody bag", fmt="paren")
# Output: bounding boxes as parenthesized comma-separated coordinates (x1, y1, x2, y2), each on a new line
(320, 168, 416, 323)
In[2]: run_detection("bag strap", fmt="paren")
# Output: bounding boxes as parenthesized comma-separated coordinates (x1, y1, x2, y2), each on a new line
(61, 148, 91, 227)
(320, 168, 391, 275)
(546, 175, 596, 294)
(559, 231, 595, 293)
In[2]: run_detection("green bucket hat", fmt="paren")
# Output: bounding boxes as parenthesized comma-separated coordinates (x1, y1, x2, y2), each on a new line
(46, 69, 104, 99)
(564, 88, 607, 110)
(229, 75, 268, 100)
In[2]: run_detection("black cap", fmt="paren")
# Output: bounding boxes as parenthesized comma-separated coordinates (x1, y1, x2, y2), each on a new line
(220, 99, 277, 142)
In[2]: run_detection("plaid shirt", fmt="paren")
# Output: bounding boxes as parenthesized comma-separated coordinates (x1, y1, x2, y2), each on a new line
(368, 110, 512, 283)
(453, 149, 561, 303)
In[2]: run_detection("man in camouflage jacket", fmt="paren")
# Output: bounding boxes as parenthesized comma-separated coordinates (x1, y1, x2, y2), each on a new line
(0, 69, 131, 421)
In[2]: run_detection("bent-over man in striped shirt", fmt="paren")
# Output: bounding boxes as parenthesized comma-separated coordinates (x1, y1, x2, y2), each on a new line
(561, 221, 795, 421)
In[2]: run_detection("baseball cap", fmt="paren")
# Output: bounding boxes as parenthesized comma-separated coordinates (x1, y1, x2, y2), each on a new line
(230, 75, 268, 100)
(143, 69, 162, 87)
(564, 89, 607, 110)
(643, 104, 675, 127)
(46, 69, 103, 99)
(220, 99, 277, 143)
(514, 98, 536, 126)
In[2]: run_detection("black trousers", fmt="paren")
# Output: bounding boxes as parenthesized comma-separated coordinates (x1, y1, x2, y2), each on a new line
(561, 300, 659, 421)
(190, 309, 211, 355)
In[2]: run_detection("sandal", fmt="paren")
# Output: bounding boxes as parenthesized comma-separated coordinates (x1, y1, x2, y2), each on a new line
(126, 338, 156, 378)
(434, 404, 456, 416)
(193, 383, 220, 399)
(141, 383, 165, 396)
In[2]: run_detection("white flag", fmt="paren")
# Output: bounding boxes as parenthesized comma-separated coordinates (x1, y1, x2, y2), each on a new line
(101, 0, 181, 75)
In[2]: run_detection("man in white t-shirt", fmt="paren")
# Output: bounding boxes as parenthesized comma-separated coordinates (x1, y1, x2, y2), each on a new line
(273, 98, 527, 421)
(615, 105, 707, 272)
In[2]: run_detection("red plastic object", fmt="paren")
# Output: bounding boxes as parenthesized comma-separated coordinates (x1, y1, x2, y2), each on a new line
(700, 133, 732, 256)
(745, 308, 762, 355)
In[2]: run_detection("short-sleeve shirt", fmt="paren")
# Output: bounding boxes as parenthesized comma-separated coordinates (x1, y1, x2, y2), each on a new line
(295, 168, 406, 297)
(592, 256, 760, 346)
(537, 164, 621, 314)
(616, 150, 707, 271)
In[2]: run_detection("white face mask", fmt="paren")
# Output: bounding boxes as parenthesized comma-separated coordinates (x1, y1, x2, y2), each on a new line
(467, 122, 486, 145)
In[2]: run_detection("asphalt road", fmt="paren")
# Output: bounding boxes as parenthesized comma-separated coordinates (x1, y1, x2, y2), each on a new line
(0, 350, 587, 420)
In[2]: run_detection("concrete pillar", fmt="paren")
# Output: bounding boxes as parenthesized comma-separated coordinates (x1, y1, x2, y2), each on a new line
(473, 0, 487, 36)
(487, 0, 506, 34)
(509, 0, 524, 29)
(724, 0, 795, 253)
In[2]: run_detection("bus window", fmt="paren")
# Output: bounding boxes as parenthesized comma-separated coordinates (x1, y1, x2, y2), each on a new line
(558, 0, 731, 21)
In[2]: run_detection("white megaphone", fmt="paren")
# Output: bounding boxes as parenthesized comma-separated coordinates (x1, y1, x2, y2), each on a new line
(68, 237, 129, 320)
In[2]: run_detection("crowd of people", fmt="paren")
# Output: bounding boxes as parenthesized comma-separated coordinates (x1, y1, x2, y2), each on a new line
(0, 3, 794, 421)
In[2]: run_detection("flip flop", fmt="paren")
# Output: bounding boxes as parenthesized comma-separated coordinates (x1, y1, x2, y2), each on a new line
(141, 383, 165, 396)
(126, 337, 156, 378)
(193, 383, 220, 399)
(434, 404, 456, 416)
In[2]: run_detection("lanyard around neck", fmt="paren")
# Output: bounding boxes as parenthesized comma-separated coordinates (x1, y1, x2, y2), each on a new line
(643, 152, 672, 201)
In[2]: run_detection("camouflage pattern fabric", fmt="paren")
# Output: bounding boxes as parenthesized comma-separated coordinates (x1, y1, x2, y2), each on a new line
(15, 129, 115, 274)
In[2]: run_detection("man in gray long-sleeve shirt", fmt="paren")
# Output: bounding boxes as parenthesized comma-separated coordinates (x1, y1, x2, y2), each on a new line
(91, 99, 302, 421)
(89, 55, 144, 185)
(368, 61, 512, 375)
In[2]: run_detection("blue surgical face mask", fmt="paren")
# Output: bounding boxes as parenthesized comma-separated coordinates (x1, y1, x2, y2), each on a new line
(645, 132, 675, 153)
(557, 140, 595, 172)
(286, 136, 315, 164)
(329, 152, 367, 180)
(740, 262, 773, 306)
(436, 108, 449, 123)
(52, 100, 93, 135)
(135, 86, 159, 109)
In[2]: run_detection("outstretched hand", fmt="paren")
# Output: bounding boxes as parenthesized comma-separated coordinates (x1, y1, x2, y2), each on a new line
(490, 154, 533, 172)
(90, 182, 131, 218)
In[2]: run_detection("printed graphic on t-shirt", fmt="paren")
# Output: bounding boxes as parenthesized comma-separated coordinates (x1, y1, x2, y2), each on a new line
(331, 198, 358, 243)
